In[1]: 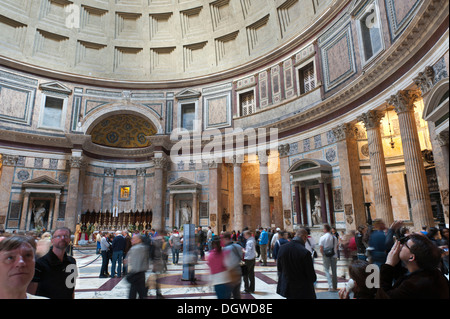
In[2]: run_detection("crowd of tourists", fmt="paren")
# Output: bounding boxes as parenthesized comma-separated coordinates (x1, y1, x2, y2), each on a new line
(0, 219, 448, 299)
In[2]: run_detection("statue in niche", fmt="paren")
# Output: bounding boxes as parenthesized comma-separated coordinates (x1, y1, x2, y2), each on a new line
(180, 203, 192, 226)
(312, 195, 321, 226)
(32, 201, 47, 229)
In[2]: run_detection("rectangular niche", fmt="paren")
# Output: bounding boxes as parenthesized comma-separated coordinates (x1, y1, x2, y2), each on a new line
(80, 5, 108, 37)
(149, 12, 174, 41)
(75, 40, 107, 72)
(114, 46, 144, 72)
(0, 0, 32, 16)
(115, 12, 143, 40)
(33, 29, 69, 62)
(246, 14, 270, 55)
(150, 47, 176, 73)
(39, 0, 73, 29)
(183, 41, 208, 71)
(214, 31, 239, 65)
(277, 0, 300, 38)
(210, 0, 231, 31)
(0, 15, 27, 52)
(180, 6, 205, 38)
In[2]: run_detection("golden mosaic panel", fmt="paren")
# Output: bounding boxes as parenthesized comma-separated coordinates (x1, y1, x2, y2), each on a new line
(90, 114, 157, 148)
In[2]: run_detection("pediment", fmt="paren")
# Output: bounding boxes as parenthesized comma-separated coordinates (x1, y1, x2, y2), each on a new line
(22, 175, 64, 189)
(168, 177, 201, 190)
(175, 89, 201, 100)
(39, 81, 72, 95)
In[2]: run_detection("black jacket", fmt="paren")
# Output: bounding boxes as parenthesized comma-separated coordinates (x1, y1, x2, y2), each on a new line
(377, 264, 450, 299)
(276, 238, 317, 299)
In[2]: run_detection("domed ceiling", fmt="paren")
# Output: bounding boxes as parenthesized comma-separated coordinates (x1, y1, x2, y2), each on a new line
(0, 0, 334, 81)
(90, 114, 157, 148)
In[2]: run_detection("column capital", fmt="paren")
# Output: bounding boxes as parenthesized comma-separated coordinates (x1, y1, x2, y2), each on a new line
(332, 123, 358, 141)
(388, 90, 422, 114)
(152, 155, 169, 169)
(1, 154, 18, 167)
(69, 156, 86, 169)
(136, 168, 147, 177)
(357, 110, 385, 129)
(278, 144, 290, 157)
(104, 167, 116, 177)
(413, 66, 435, 95)
(258, 150, 270, 165)
(233, 154, 244, 167)
(205, 158, 221, 169)
(436, 131, 449, 147)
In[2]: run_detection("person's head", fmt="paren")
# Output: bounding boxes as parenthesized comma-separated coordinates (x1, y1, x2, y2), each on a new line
(0, 236, 36, 298)
(211, 236, 222, 252)
(348, 260, 377, 297)
(122, 230, 128, 237)
(222, 232, 232, 245)
(295, 228, 308, 243)
(399, 234, 442, 271)
(51, 227, 71, 251)
(372, 219, 386, 230)
(440, 228, 449, 240)
(427, 227, 439, 239)
(243, 230, 252, 239)
(131, 234, 142, 246)
(323, 224, 331, 233)
(357, 225, 366, 234)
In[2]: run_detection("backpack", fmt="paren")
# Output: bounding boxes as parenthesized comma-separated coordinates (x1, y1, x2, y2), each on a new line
(323, 236, 336, 257)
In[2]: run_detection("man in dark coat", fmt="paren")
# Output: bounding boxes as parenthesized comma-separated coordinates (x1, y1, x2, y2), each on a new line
(377, 233, 449, 299)
(276, 228, 317, 299)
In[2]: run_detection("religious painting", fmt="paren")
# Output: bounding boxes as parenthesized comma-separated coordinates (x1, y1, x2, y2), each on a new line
(119, 186, 131, 201)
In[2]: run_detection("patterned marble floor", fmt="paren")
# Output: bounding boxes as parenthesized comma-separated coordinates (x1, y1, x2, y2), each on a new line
(73, 248, 351, 299)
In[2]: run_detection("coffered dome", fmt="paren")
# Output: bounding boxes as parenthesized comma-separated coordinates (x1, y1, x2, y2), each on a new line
(0, 0, 336, 82)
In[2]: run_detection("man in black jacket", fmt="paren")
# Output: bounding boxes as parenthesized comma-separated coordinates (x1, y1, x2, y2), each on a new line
(377, 233, 449, 299)
(276, 228, 317, 299)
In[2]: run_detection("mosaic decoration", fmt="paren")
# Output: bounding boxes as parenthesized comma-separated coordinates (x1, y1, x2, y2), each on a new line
(90, 114, 157, 148)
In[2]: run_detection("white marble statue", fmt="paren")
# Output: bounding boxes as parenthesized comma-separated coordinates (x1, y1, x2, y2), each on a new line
(312, 195, 321, 226)
(33, 202, 47, 229)
(180, 203, 192, 225)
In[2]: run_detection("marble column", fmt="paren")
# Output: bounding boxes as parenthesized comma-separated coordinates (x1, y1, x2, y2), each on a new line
(300, 185, 308, 226)
(326, 182, 335, 226)
(258, 151, 271, 228)
(358, 110, 394, 226)
(136, 168, 146, 211)
(389, 90, 434, 229)
(192, 192, 199, 227)
(0, 155, 18, 229)
(435, 131, 449, 225)
(152, 154, 168, 232)
(207, 159, 221, 235)
(319, 180, 328, 224)
(51, 193, 61, 230)
(168, 193, 175, 230)
(233, 156, 244, 232)
(294, 185, 301, 225)
(436, 131, 449, 183)
(103, 168, 116, 212)
(19, 191, 30, 231)
(332, 123, 366, 229)
(65, 154, 85, 232)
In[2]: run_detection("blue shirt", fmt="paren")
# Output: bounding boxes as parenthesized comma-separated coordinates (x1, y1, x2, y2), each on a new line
(259, 230, 269, 245)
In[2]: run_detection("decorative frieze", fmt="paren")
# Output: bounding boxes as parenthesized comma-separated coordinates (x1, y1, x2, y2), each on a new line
(1, 154, 18, 166)
(69, 156, 85, 169)
(278, 144, 290, 157)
